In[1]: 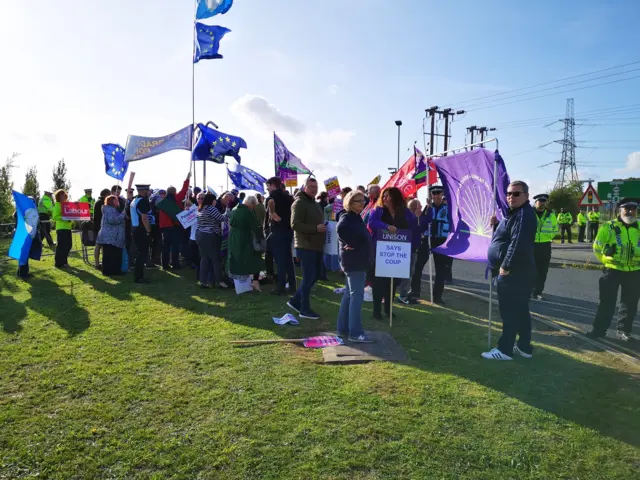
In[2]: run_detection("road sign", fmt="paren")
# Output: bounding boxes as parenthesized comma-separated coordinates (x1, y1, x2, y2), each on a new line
(579, 184, 603, 207)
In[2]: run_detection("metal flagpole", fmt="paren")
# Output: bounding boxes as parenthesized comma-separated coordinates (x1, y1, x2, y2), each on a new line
(488, 138, 500, 349)
(191, 0, 197, 189)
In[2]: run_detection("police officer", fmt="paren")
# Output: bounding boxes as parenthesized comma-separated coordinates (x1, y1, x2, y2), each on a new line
(532, 194, 558, 300)
(37, 190, 55, 247)
(130, 184, 152, 284)
(557, 208, 573, 243)
(409, 185, 450, 305)
(577, 209, 587, 243)
(587, 198, 640, 342)
(587, 207, 601, 242)
(79, 188, 96, 218)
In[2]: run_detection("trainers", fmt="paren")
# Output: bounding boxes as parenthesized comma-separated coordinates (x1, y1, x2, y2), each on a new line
(481, 348, 513, 360)
(286, 299, 301, 313)
(513, 345, 533, 359)
(617, 331, 631, 342)
(535, 294, 543, 301)
(348, 334, 374, 343)
(397, 296, 410, 305)
(300, 310, 320, 320)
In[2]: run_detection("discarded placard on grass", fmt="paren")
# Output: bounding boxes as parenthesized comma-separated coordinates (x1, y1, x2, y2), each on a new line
(230, 336, 344, 348)
(272, 314, 300, 326)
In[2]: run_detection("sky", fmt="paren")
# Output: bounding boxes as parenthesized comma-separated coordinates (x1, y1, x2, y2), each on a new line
(2, 0, 640, 203)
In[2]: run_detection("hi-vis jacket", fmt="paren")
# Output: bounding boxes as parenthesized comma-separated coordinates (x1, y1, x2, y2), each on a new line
(588, 211, 601, 223)
(78, 195, 95, 216)
(557, 212, 573, 225)
(38, 195, 54, 216)
(593, 218, 640, 272)
(535, 210, 559, 243)
(577, 212, 587, 226)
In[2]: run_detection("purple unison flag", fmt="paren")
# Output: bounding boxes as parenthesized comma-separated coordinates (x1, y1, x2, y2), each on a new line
(274, 132, 298, 185)
(432, 148, 510, 262)
(413, 146, 427, 186)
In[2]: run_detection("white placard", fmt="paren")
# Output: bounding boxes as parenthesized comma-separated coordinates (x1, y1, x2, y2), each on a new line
(176, 205, 198, 229)
(234, 277, 253, 295)
(374, 229, 412, 279)
(323, 221, 338, 255)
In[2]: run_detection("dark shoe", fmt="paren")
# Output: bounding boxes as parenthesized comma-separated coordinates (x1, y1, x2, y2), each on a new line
(200, 284, 211, 289)
(300, 310, 320, 320)
(336, 331, 349, 339)
(585, 330, 605, 340)
(348, 334, 374, 344)
(271, 288, 286, 296)
(135, 278, 151, 284)
(433, 298, 446, 306)
(396, 296, 410, 305)
(287, 299, 301, 313)
(286, 286, 297, 295)
(372, 312, 383, 320)
(617, 331, 631, 342)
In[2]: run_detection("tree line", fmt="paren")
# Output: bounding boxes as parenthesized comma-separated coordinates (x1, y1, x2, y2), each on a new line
(0, 155, 71, 224)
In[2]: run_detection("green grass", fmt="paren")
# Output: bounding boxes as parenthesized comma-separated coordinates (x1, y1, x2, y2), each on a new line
(1, 252, 639, 479)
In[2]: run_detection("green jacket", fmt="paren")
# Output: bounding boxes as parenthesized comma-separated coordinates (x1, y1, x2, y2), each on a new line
(534, 210, 558, 243)
(291, 191, 325, 251)
(577, 212, 587, 226)
(79, 195, 95, 216)
(593, 219, 640, 271)
(588, 211, 600, 223)
(38, 195, 54, 216)
(227, 204, 264, 277)
(557, 212, 573, 225)
(51, 202, 72, 230)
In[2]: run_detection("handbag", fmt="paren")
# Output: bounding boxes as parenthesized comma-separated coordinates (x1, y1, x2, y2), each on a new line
(252, 233, 267, 252)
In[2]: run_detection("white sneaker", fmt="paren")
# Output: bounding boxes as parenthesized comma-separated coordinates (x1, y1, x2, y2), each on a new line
(363, 286, 373, 302)
(513, 345, 533, 359)
(481, 348, 513, 360)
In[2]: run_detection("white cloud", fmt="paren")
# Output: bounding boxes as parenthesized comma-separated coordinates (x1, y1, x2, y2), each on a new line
(617, 151, 640, 173)
(327, 84, 339, 95)
(230, 94, 306, 134)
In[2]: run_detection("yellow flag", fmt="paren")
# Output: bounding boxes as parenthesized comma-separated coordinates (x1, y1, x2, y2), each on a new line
(369, 174, 381, 185)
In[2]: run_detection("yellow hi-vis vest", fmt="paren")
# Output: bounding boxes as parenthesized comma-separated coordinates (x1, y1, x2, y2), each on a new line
(577, 212, 587, 226)
(557, 212, 572, 225)
(588, 211, 600, 223)
(593, 219, 640, 272)
(535, 210, 558, 243)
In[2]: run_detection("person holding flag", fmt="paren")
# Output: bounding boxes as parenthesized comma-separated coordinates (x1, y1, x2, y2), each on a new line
(9, 191, 42, 279)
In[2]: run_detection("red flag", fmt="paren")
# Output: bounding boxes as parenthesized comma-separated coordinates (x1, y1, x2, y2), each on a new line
(427, 159, 437, 185)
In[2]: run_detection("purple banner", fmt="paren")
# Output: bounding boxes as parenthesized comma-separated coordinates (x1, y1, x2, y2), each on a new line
(432, 148, 510, 262)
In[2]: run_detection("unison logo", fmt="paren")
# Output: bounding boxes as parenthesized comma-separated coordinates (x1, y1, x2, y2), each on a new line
(382, 232, 408, 242)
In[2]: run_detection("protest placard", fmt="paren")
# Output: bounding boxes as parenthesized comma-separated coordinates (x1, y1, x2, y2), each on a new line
(332, 198, 343, 216)
(374, 229, 412, 279)
(176, 205, 198, 229)
(324, 177, 341, 200)
(323, 221, 338, 255)
(61, 202, 91, 221)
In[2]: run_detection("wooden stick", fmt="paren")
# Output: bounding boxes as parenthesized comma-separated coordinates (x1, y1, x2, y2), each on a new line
(127, 171, 136, 192)
(230, 339, 305, 345)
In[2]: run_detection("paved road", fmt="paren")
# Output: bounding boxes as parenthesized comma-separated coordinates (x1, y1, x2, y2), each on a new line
(433, 260, 640, 337)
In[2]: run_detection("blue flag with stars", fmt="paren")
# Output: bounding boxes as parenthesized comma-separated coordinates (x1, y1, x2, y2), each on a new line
(192, 123, 247, 164)
(196, 0, 233, 20)
(227, 163, 267, 194)
(102, 143, 128, 181)
(194, 23, 231, 63)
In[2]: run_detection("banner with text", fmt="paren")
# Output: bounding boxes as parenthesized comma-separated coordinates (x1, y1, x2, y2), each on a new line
(176, 205, 198, 229)
(61, 202, 91, 221)
(124, 125, 193, 162)
(374, 229, 412, 279)
(323, 221, 338, 255)
(324, 177, 341, 200)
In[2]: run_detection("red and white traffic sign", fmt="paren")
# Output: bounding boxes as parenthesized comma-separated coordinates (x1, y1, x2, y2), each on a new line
(578, 184, 603, 207)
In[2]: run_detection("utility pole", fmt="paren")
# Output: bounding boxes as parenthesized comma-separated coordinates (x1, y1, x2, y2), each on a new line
(424, 106, 465, 156)
(554, 98, 578, 190)
(477, 126, 496, 148)
(466, 125, 477, 149)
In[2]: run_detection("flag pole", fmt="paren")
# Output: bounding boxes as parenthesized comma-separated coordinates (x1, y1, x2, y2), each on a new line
(191, 0, 197, 189)
(488, 139, 500, 349)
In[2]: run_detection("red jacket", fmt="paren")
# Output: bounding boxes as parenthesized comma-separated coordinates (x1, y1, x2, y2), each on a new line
(159, 178, 190, 229)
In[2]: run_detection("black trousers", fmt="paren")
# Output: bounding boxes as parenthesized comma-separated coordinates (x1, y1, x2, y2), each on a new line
(410, 239, 447, 301)
(373, 276, 397, 315)
(133, 227, 149, 281)
(560, 225, 572, 243)
(589, 222, 599, 241)
(39, 214, 54, 246)
(497, 271, 534, 356)
(150, 224, 161, 264)
(578, 225, 586, 243)
(55, 229, 72, 267)
(533, 242, 552, 296)
(592, 269, 640, 335)
(102, 244, 123, 276)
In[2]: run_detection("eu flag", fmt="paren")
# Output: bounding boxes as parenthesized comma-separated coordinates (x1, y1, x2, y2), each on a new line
(8, 191, 42, 266)
(196, 0, 233, 20)
(102, 143, 128, 181)
(192, 123, 247, 164)
(227, 163, 267, 194)
(194, 23, 231, 63)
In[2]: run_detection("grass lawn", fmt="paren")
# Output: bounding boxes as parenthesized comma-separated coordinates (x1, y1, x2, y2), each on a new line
(1, 250, 639, 479)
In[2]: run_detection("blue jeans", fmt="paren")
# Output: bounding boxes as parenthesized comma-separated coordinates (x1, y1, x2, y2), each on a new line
(291, 248, 322, 312)
(271, 229, 296, 291)
(337, 271, 366, 337)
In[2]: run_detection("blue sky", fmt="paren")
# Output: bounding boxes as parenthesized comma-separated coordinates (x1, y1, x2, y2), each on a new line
(1, 0, 640, 200)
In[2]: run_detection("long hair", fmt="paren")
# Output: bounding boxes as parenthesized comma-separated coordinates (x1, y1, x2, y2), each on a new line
(199, 192, 215, 211)
(376, 187, 406, 211)
(104, 195, 119, 208)
(54, 189, 67, 203)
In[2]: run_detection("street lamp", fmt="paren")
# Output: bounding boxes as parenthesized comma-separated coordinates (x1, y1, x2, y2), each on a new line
(395, 120, 402, 171)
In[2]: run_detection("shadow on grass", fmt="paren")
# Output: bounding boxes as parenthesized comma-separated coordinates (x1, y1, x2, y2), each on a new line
(0, 293, 27, 333)
(25, 276, 91, 336)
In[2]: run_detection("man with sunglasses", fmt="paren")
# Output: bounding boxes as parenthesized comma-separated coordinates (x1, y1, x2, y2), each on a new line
(484, 181, 537, 360)
(531, 194, 558, 300)
(587, 198, 640, 342)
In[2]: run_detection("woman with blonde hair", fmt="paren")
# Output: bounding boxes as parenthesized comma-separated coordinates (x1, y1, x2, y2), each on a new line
(51, 189, 73, 268)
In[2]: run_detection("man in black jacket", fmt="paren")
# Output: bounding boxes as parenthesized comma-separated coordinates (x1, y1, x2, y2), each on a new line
(484, 180, 537, 360)
(265, 177, 296, 295)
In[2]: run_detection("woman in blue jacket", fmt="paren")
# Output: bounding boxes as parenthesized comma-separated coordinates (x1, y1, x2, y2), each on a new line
(337, 191, 373, 342)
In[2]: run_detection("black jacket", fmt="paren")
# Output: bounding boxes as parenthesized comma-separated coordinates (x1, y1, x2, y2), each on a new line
(337, 211, 372, 272)
(488, 201, 536, 274)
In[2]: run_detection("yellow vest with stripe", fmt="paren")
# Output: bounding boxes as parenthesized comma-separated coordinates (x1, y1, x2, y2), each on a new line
(535, 210, 558, 243)
(593, 219, 640, 272)
(588, 211, 600, 223)
(557, 212, 572, 225)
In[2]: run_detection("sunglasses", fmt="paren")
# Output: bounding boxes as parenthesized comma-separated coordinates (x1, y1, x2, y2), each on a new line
(431, 191, 443, 196)
(506, 191, 523, 197)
